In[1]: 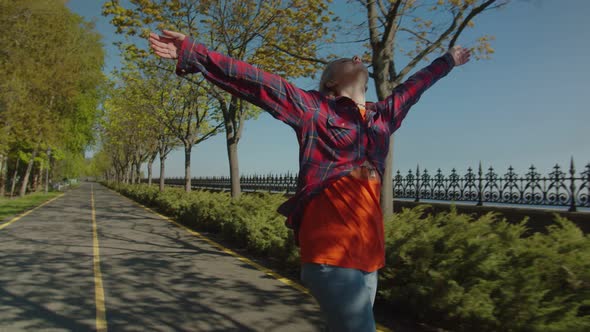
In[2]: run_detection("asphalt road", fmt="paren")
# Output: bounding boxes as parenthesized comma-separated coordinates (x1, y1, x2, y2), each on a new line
(0, 183, 324, 331)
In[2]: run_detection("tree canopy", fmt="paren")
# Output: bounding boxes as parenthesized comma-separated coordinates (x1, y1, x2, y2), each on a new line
(0, 0, 105, 195)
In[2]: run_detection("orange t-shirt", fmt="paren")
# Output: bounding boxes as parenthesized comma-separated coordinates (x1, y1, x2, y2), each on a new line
(298, 105, 385, 273)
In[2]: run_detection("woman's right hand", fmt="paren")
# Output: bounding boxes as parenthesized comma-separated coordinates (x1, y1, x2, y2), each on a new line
(149, 30, 186, 60)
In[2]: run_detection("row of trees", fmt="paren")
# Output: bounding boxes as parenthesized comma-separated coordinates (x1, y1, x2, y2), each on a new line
(95, 0, 507, 216)
(96, 0, 335, 193)
(0, 0, 104, 197)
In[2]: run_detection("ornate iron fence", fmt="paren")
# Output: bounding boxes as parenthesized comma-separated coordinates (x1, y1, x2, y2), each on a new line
(149, 159, 590, 212)
(395, 159, 589, 212)
(157, 172, 299, 195)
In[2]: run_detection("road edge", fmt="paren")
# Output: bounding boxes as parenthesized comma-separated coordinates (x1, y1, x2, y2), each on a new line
(0, 194, 65, 231)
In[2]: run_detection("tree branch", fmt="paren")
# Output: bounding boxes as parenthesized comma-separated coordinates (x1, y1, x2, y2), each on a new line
(400, 27, 434, 46)
(397, 4, 467, 80)
(449, 0, 497, 48)
(377, 0, 388, 17)
(366, 0, 380, 48)
(195, 122, 224, 144)
(382, 0, 403, 46)
(265, 39, 329, 64)
(236, 99, 246, 142)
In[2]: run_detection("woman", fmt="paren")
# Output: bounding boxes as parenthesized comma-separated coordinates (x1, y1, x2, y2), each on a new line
(149, 30, 470, 331)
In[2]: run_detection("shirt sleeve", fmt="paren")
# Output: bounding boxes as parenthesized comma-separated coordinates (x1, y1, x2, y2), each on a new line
(175, 38, 316, 129)
(375, 53, 455, 134)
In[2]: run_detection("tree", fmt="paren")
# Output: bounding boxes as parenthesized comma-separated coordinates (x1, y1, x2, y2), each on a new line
(100, 76, 154, 184)
(103, 0, 334, 198)
(155, 72, 222, 192)
(353, 0, 507, 216)
(126, 67, 179, 191)
(120, 59, 218, 192)
(0, 0, 104, 196)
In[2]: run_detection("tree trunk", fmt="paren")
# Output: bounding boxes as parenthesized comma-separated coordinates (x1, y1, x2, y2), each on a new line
(124, 165, 130, 184)
(227, 140, 241, 199)
(10, 158, 19, 198)
(117, 164, 124, 183)
(381, 142, 394, 218)
(45, 153, 50, 194)
(31, 167, 40, 192)
(184, 144, 192, 192)
(136, 160, 141, 184)
(0, 154, 6, 197)
(147, 159, 154, 186)
(224, 98, 245, 199)
(373, 50, 396, 219)
(19, 149, 37, 197)
(37, 167, 42, 192)
(147, 152, 157, 186)
(159, 155, 166, 192)
(131, 162, 137, 184)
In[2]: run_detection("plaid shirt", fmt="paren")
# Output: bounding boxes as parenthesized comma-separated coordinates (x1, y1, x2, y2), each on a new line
(176, 38, 455, 232)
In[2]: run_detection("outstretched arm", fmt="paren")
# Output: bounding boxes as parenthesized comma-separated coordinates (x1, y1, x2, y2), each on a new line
(149, 31, 315, 130)
(376, 46, 471, 134)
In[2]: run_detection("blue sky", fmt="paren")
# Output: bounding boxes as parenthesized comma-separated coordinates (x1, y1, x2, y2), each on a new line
(68, 0, 589, 178)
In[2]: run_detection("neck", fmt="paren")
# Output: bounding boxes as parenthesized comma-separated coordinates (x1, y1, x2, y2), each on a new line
(334, 86, 366, 106)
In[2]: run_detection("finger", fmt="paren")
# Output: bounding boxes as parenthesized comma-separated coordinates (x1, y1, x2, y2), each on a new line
(149, 33, 173, 43)
(150, 43, 169, 54)
(163, 30, 184, 39)
(154, 50, 173, 59)
(149, 38, 172, 49)
(149, 35, 177, 47)
(149, 38, 168, 50)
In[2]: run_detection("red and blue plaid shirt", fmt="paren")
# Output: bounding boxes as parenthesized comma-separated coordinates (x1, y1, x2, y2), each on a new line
(176, 38, 455, 232)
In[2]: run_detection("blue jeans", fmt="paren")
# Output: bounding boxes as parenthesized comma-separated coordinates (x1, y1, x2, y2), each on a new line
(301, 263, 378, 332)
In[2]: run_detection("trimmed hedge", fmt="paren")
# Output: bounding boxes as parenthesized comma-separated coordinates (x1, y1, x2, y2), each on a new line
(381, 206, 590, 331)
(106, 182, 589, 332)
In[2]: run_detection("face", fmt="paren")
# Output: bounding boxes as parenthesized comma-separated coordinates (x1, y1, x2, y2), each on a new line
(323, 56, 369, 92)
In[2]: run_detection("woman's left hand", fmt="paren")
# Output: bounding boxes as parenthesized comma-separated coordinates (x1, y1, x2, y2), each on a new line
(448, 46, 471, 66)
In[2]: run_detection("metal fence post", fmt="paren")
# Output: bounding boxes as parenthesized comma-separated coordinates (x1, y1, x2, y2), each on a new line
(477, 161, 483, 206)
(569, 157, 577, 212)
(415, 165, 420, 203)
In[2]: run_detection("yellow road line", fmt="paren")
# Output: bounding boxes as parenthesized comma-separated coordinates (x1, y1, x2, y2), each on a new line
(111, 188, 392, 332)
(91, 185, 108, 332)
(0, 194, 64, 231)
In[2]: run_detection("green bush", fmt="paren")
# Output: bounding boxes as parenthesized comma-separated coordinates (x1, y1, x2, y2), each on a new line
(228, 193, 297, 260)
(380, 205, 590, 332)
(105, 182, 589, 331)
